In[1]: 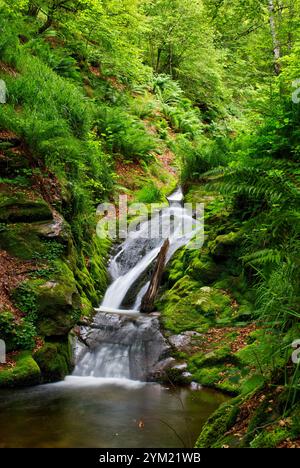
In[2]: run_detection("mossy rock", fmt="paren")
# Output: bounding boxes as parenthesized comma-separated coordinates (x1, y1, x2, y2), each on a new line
(191, 365, 241, 395)
(34, 338, 73, 383)
(190, 347, 239, 368)
(187, 255, 221, 284)
(0, 223, 65, 260)
(159, 280, 233, 334)
(0, 351, 41, 388)
(164, 365, 192, 385)
(195, 397, 241, 448)
(35, 276, 81, 336)
(14, 262, 82, 336)
(0, 186, 52, 223)
(209, 231, 242, 258)
(74, 235, 110, 306)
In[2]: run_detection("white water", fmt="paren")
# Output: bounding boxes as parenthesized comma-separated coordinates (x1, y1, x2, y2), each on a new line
(74, 187, 202, 381)
(101, 187, 201, 311)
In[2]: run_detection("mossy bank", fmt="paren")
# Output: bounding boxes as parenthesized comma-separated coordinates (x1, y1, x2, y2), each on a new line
(157, 183, 300, 447)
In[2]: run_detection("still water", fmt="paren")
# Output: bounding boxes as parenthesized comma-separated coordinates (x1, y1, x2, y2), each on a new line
(0, 377, 227, 448)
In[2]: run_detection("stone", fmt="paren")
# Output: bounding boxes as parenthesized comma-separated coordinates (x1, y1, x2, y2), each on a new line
(169, 331, 202, 352)
(0, 186, 52, 223)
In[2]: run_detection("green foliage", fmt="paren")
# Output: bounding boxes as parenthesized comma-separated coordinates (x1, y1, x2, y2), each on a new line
(136, 181, 163, 203)
(95, 105, 156, 160)
(0, 311, 36, 351)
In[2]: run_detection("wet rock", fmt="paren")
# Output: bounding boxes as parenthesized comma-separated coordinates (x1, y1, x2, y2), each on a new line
(169, 330, 202, 352)
(190, 381, 202, 391)
(76, 313, 170, 381)
(33, 212, 70, 243)
(150, 357, 176, 378)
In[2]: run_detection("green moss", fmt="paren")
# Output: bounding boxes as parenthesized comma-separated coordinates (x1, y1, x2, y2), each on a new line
(187, 255, 221, 284)
(14, 262, 81, 337)
(250, 427, 289, 448)
(34, 338, 73, 383)
(159, 280, 233, 334)
(0, 186, 52, 223)
(0, 223, 46, 260)
(209, 231, 241, 258)
(190, 347, 239, 367)
(191, 365, 241, 395)
(0, 310, 36, 352)
(35, 278, 81, 336)
(163, 366, 192, 385)
(0, 351, 41, 388)
(196, 398, 240, 448)
(0, 223, 67, 260)
(74, 235, 110, 309)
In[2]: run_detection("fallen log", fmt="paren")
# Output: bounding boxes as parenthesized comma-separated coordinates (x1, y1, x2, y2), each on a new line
(140, 238, 170, 313)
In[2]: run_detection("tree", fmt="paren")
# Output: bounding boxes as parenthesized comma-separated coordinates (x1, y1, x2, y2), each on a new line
(25, 0, 88, 34)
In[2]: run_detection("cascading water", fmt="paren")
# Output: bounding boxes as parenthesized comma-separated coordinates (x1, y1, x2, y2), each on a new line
(73, 187, 202, 381)
(0, 187, 227, 449)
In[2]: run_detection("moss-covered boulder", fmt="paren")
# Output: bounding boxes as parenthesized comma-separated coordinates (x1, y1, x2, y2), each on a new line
(35, 274, 81, 336)
(13, 262, 81, 337)
(187, 255, 221, 284)
(195, 397, 241, 448)
(0, 186, 52, 223)
(159, 280, 233, 334)
(0, 223, 66, 260)
(34, 338, 73, 383)
(209, 231, 241, 258)
(0, 351, 41, 388)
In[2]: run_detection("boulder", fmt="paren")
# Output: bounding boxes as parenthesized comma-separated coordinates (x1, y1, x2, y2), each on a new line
(209, 231, 241, 258)
(0, 186, 52, 223)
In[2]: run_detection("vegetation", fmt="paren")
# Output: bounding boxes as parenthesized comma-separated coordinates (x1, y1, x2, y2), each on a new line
(0, 0, 299, 449)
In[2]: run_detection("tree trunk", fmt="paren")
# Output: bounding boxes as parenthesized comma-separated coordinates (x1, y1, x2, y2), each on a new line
(38, 13, 54, 35)
(140, 239, 170, 313)
(268, 0, 281, 75)
(27, 2, 39, 17)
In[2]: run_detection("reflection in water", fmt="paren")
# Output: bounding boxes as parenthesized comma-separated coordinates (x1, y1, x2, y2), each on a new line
(0, 379, 227, 448)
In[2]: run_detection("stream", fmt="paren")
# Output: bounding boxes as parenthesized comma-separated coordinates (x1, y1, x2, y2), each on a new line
(0, 188, 228, 448)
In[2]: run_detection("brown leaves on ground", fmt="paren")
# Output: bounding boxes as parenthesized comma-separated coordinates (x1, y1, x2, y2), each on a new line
(156, 147, 177, 178)
(0, 351, 18, 372)
(115, 159, 145, 195)
(277, 438, 300, 449)
(0, 130, 18, 140)
(0, 61, 18, 77)
(226, 392, 267, 440)
(31, 169, 62, 206)
(194, 323, 257, 355)
(0, 250, 40, 318)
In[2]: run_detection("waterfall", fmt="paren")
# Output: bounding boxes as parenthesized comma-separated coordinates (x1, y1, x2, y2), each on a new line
(73, 187, 202, 381)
